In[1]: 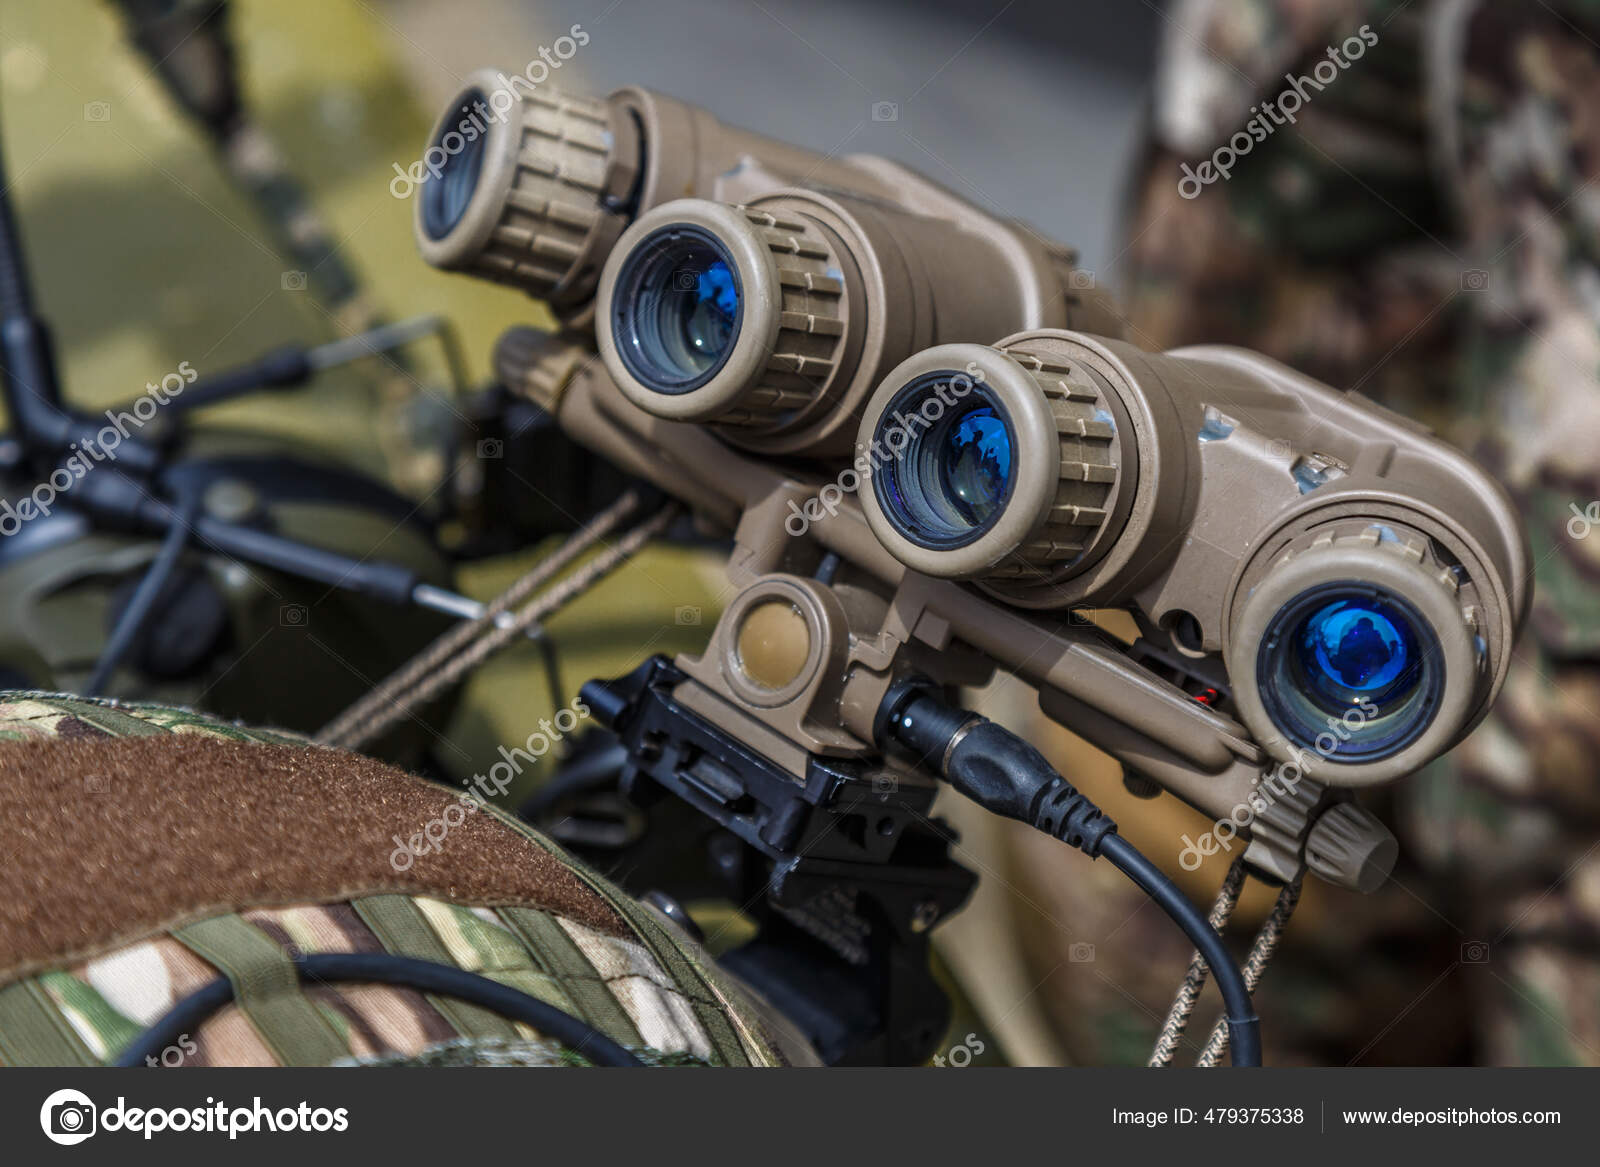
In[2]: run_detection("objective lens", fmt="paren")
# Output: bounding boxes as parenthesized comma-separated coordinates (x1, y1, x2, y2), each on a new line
(420, 90, 489, 241)
(1301, 601, 1416, 701)
(610, 225, 742, 393)
(872, 373, 1015, 549)
(1257, 584, 1443, 762)
(940, 407, 1012, 526)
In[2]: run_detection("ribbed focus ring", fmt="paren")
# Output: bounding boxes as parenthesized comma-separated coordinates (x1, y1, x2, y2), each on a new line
(1269, 526, 1469, 610)
(987, 346, 1121, 577)
(491, 326, 591, 413)
(464, 89, 634, 303)
(716, 206, 847, 430)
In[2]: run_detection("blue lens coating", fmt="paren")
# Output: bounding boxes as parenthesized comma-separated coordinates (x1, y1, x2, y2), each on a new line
(1257, 586, 1441, 763)
(1301, 601, 1413, 696)
(871, 378, 1018, 550)
(421, 93, 489, 240)
(682, 260, 738, 364)
(612, 227, 744, 393)
(940, 407, 1012, 526)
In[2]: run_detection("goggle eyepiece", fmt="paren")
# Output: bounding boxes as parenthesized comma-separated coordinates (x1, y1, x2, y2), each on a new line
(608, 224, 743, 394)
(1228, 530, 1485, 786)
(871, 372, 1016, 550)
(856, 342, 1130, 584)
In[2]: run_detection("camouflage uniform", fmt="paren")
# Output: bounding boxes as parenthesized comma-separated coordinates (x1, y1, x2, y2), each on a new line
(1009, 0, 1600, 1065)
(0, 693, 794, 1067)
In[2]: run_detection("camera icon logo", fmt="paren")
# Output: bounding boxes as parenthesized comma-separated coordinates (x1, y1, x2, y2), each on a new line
(1566, 500, 1599, 540)
(40, 1088, 97, 1145)
(85, 774, 109, 794)
(871, 773, 899, 796)
(1068, 269, 1096, 290)
(1069, 942, 1096, 963)
(1461, 940, 1490, 963)
(674, 605, 702, 625)
(477, 437, 505, 459)
(279, 603, 308, 628)
(281, 270, 307, 292)
(1460, 269, 1489, 291)
(672, 269, 699, 291)
(871, 100, 900, 122)
(83, 101, 111, 123)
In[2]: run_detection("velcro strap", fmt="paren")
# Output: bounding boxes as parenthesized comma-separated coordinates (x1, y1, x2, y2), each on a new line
(173, 916, 348, 1067)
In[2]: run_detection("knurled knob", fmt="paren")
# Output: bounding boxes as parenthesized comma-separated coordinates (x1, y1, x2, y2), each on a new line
(492, 326, 592, 413)
(1305, 801, 1398, 894)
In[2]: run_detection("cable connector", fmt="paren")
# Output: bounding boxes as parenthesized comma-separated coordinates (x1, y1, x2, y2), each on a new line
(876, 680, 1119, 856)
(873, 678, 1262, 1066)
(1031, 775, 1117, 856)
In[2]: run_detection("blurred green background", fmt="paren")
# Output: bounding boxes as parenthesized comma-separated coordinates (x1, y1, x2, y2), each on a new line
(0, 0, 725, 788)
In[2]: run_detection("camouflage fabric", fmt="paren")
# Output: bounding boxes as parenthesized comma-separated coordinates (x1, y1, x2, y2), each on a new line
(0, 693, 787, 1067)
(0, 691, 307, 745)
(1008, 0, 1600, 1065)
(1, 899, 763, 1067)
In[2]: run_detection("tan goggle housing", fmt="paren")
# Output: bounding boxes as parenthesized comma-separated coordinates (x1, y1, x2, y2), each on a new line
(414, 71, 1114, 402)
(416, 76, 1530, 886)
(852, 333, 1528, 787)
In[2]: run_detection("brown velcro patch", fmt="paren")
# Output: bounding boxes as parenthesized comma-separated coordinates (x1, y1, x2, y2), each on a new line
(0, 736, 626, 978)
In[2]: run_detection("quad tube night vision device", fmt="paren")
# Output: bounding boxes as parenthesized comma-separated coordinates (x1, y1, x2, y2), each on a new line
(414, 74, 1528, 795)
(402, 70, 1537, 1068)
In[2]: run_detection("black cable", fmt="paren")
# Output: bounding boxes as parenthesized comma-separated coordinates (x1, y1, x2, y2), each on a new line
(73, 470, 422, 605)
(0, 92, 164, 476)
(116, 977, 235, 1067)
(531, 625, 567, 725)
(84, 488, 199, 696)
(116, 951, 644, 1067)
(878, 681, 1262, 1066)
(1099, 833, 1261, 1067)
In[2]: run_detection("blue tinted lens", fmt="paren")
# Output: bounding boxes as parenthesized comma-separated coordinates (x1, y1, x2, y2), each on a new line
(940, 407, 1012, 526)
(421, 92, 488, 241)
(1257, 585, 1442, 762)
(682, 260, 738, 362)
(871, 378, 1017, 550)
(1301, 601, 1414, 697)
(611, 227, 743, 393)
